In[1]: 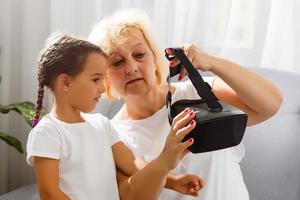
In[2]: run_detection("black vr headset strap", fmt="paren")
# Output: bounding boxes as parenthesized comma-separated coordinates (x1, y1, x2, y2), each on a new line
(165, 48, 223, 114)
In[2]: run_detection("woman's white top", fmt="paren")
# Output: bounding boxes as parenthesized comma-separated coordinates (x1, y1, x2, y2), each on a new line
(112, 78, 249, 200)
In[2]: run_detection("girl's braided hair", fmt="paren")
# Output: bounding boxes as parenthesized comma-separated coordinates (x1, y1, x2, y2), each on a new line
(32, 34, 106, 127)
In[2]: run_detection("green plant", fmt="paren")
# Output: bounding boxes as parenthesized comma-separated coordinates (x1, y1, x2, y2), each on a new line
(0, 101, 36, 153)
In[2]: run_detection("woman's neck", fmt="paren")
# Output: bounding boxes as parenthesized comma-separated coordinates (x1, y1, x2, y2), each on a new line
(50, 98, 84, 123)
(122, 85, 169, 120)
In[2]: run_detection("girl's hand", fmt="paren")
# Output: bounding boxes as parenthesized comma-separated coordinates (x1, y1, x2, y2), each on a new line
(166, 44, 214, 80)
(158, 108, 196, 171)
(171, 174, 204, 197)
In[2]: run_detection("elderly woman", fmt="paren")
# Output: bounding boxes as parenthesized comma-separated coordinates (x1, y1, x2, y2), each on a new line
(89, 9, 282, 200)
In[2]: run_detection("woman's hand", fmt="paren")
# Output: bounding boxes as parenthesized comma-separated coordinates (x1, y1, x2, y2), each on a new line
(158, 108, 196, 171)
(166, 44, 214, 80)
(167, 44, 282, 125)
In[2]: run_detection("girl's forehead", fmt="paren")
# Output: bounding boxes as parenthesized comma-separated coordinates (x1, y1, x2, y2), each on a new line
(83, 53, 107, 72)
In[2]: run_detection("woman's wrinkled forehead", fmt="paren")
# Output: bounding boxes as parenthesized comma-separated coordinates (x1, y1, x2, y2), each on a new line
(107, 27, 151, 55)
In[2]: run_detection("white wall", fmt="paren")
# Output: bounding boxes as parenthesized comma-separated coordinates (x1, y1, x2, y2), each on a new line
(0, 0, 51, 194)
(0, 0, 115, 194)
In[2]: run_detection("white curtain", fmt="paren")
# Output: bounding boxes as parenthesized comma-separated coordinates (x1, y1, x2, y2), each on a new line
(0, 0, 299, 194)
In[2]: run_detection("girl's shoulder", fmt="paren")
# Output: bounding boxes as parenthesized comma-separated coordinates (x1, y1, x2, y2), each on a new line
(83, 113, 109, 124)
(30, 114, 57, 134)
(83, 113, 114, 132)
(27, 115, 62, 149)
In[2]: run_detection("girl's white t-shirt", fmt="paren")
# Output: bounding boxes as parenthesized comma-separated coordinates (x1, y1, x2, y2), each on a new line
(112, 78, 249, 200)
(27, 113, 120, 200)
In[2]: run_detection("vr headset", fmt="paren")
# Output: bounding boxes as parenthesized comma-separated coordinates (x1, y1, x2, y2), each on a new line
(165, 48, 248, 153)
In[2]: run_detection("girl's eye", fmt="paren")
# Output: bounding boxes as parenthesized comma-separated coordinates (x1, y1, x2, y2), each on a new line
(93, 78, 100, 83)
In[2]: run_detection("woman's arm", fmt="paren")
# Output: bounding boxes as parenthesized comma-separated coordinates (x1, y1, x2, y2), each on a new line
(210, 58, 282, 126)
(168, 44, 283, 126)
(34, 157, 70, 200)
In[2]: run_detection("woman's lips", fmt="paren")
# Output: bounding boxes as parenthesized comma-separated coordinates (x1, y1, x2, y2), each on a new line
(126, 78, 143, 85)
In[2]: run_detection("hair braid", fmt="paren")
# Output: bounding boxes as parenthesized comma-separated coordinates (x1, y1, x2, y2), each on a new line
(32, 63, 46, 127)
(31, 34, 106, 127)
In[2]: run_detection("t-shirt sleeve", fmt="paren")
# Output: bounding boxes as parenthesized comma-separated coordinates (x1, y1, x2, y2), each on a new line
(203, 76, 216, 87)
(107, 121, 121, 146)
(96, 114, 121, 146)
(173, 76, 216, 101)
(26, 125, 61, 166)
(113, 126, 131, 147)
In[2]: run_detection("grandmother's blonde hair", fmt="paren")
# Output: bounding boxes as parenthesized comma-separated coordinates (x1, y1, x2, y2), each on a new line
(88, 9, 168, 99)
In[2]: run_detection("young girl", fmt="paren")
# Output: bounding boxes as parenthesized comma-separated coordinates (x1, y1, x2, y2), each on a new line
(26, 34, 203, 200)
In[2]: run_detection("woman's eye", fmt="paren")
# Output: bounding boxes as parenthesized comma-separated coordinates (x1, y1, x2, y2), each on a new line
(112, 59, 124, 67)
(135, 53, 145, 59)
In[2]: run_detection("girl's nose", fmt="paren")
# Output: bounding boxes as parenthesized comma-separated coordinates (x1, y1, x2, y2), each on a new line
(99, 82, 105, 93)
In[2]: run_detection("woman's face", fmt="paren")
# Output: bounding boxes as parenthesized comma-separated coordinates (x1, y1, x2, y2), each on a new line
(106, 29, 158, 97)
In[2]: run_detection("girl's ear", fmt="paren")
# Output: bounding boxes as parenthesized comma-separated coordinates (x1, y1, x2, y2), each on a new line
(57, 74, 71, 92)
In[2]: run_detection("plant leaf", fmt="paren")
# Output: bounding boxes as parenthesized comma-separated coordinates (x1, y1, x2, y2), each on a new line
(0, 132, 24, 153)
(0, 101, 38, 127)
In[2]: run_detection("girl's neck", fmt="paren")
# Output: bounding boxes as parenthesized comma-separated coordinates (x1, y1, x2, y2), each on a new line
(122, 85, 168, 120)
(50, 98, 85, 123)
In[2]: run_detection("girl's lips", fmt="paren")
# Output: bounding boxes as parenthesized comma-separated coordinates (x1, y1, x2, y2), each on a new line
(94, 97, 101, 102)
(126, 78, 143, 84)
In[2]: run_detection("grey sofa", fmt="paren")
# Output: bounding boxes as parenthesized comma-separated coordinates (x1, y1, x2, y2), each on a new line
(240, 68, 300, 200)
(0, 68, 299, 200)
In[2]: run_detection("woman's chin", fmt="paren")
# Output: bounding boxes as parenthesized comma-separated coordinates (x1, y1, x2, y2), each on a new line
(125, 87, 149, 96)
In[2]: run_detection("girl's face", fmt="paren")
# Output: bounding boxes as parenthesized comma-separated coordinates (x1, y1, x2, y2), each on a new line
(67, 53, 107, 112)
(106, 29, 158, 97)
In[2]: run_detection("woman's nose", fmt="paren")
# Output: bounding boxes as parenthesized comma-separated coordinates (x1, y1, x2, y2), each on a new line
(125, 58, 138, 75)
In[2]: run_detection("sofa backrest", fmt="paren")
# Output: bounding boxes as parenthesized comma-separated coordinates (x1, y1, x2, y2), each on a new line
(240, 68, 300, 200)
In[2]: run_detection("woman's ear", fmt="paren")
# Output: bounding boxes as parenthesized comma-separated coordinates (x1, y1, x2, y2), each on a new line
(103, 76, 111, 96)
(103, 75, 119, 100)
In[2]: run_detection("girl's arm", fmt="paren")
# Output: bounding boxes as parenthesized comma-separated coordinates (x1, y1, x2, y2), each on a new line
(116, 157, 170, 200)
(112, 109, 201, 200)
(112, 142, 202, 197)
(168, 44, 282, 126)
(114, 151, 201, 200)
(34, 157, 70, 200)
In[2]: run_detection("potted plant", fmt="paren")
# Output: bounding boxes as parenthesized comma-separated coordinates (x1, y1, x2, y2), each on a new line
(0, 101, 37, 153)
